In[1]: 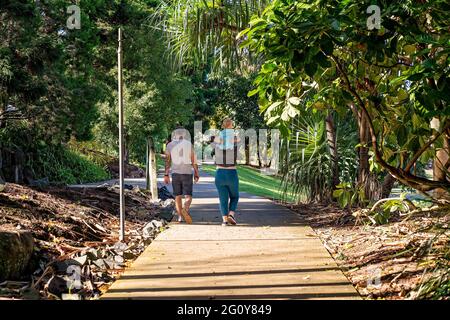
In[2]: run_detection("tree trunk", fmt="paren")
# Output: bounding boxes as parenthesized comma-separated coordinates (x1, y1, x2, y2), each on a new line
(358, 114, 370, 183)
(148, 138, 158, 200)
(0, 146, 4, 191)
(124, 142, 130, 164)
(244, 137, 250, 165)
(434, 130, 449, 181)
(433, 127, 450, 199)
(357, 109, 381, 201)
(145, 138, 151, 191)
(381, 173, 396, 199)
(325, 113, 339, 189)
(256, 135, 261, 168)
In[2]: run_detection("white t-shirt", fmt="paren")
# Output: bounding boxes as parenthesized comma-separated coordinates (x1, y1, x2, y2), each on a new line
(166, 139, 195, 174)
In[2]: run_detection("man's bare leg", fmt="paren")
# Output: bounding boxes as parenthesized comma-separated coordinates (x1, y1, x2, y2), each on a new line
(175, 195, 183, 222)
(183, 195, 192, 213)
(174, 194, 193, 224)
(178, 194, 193, 224)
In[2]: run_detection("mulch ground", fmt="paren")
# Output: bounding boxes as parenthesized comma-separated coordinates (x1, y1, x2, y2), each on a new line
(285, 203, 449, 299)
(0, 183, 173, 299)
(2, 182, 448, 300)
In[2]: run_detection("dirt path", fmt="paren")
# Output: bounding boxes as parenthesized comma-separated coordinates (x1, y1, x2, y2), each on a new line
(101, 171, 359, 300)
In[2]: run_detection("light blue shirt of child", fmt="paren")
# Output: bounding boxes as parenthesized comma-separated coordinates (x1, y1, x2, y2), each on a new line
(218, 129, 235, 150)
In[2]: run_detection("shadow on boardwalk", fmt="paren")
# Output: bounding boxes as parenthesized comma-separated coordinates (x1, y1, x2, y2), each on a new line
(98, 171, 360, 300)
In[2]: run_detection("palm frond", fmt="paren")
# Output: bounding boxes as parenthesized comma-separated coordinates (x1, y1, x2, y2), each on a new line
(280, 112, 358, 203)
(149, 0, 269, 74)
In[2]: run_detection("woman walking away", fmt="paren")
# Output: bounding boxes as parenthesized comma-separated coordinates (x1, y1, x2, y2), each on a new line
(213, 118, 240, 226)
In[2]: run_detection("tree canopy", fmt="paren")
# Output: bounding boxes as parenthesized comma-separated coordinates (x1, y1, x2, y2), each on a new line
(241, 0, 449, 199)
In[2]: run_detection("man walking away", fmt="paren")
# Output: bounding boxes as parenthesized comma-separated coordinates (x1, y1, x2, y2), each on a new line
(164, 128, 199, 224)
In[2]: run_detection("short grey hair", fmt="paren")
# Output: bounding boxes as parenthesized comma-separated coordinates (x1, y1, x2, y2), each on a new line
(171, 127, 189, 141)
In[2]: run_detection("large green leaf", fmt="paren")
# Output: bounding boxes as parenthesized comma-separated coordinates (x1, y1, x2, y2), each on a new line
(305, 62, 318, 78)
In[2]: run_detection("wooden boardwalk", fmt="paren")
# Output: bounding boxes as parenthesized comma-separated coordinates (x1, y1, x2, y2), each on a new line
(102, 173, 359, 300)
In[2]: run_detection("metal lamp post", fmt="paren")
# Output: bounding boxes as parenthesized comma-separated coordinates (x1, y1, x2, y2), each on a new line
(118, 28, 125, 242)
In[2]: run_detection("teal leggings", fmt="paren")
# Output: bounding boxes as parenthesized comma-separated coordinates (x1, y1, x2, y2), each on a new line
(215, 169, 239, 216)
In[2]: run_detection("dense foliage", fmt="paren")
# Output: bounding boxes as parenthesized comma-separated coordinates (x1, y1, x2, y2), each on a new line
(1, 0, 449, 300)
(207, 74, 264, 129)
(0, 0, 195, 182)
(0, 0, 101, 142)
(151, 0, 269, 75)
(242, 0, 450, 200)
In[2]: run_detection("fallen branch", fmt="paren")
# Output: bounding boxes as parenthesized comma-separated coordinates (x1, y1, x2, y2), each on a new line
(370, 197, 417, 213)
(403, 205, 449, 221)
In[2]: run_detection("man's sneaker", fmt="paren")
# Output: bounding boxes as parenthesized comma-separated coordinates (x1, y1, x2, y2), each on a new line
(181, 208, 193, 224)
(221, 222, 229, 227)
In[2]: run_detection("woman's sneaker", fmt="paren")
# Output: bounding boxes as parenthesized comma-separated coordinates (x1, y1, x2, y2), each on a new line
(227, 214, 237, 225)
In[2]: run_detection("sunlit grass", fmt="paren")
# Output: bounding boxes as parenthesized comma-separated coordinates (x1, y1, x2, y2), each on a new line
(201, 164, 295, 203)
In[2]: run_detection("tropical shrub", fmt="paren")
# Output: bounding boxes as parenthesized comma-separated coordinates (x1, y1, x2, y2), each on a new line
(30, 144, 110, 184)
(281, 111, 358, 202)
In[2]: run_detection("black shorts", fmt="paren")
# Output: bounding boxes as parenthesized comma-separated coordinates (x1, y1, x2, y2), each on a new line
(172, 173, 193, 196)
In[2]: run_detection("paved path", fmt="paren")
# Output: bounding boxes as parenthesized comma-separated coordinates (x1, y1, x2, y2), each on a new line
(101, 171, 359, 300)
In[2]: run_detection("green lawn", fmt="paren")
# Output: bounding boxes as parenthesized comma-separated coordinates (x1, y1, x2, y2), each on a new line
(201, 164, 296, 203)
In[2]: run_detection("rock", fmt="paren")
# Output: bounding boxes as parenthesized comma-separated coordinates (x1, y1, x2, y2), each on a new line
(61, 293, 81, 300)
(52, 259, 81, 273)
(113, 242, 128, 252)
(114, 255, 124, 263)
(45, 275, 68, 296)
(86, 248, 100, 261)
(143, 237, 153, 245)
(162, 198, 175, 207)
(142, 222, 155, 237)
(72, 255, 88, 266)
(143, 218, 168, 237)
(158, 207, 174, 222)
(150, 199, 162, 205)
(0, 231, 34, 281)
(93, 259, 106, 269)
(151, 219, 164, 229)
(123, 251, 137, 260)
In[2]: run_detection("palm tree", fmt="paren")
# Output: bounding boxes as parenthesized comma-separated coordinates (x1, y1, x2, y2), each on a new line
(280, 111, 359, 203)
(150, 0, 269, 74)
